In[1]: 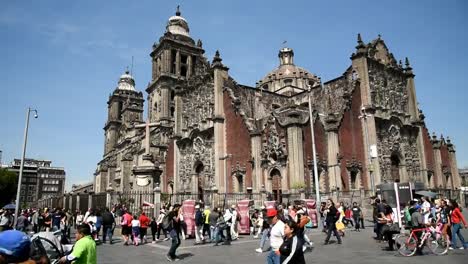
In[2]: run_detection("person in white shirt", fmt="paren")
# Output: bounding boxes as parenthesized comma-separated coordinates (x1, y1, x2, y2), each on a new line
(265, 208, 284, 264)
(230, 205, 239, 240)
(421, 197, 431, 224)
(131, 215, 141, 246)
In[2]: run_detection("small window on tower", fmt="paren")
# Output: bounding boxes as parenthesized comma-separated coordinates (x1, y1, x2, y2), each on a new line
(181, 65, 187, 77)
(170, 106, 175, 118)
(118, 102, 123, 120)
(171, 90, 175, 101)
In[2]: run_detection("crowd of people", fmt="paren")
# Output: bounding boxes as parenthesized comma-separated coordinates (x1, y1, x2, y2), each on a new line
(0, 194, 466, 263)
(372, 196, 468, 253)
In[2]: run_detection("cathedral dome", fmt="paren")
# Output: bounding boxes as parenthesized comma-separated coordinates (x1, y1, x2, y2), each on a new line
(257, 47, 320, 95)
(117, 70, 136, 91)
(166, 6, 190, 37)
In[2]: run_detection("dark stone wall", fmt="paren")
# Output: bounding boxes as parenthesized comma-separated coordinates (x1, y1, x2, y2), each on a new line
(224, 92, 253, 192)
(338, 85, 366, 191)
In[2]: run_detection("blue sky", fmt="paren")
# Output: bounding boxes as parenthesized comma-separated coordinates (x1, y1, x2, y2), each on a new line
(1, 0, 467, 190)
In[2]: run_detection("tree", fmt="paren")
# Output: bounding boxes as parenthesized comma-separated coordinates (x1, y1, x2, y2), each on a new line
(0, 168, 18, 207)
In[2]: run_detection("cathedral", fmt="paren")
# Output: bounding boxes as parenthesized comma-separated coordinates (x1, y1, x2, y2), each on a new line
(94, 8, 462, 201)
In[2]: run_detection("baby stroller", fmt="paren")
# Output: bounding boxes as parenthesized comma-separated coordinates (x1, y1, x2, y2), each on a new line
(30, 230, 73, 264)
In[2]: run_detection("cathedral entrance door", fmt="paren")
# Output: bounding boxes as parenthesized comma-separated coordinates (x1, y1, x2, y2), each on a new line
(270, 169, 282, 203)
(195, 163, 205, 202)
(390, 154, 400, 182)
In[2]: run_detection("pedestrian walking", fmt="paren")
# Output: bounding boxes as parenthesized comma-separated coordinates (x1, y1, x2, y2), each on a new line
(449, 200, 468, 250)
(351, 202, 362, 231)
(265, 208, 284, 264)
(139, 212, 150, 244)
(101, 208, 115, 244)
(324, 199, 342, 245)
(194, 204, 204, 244)
(121, 210, 133, 246)
(279, 219, 305, 264)
(166, 204, 182, 262)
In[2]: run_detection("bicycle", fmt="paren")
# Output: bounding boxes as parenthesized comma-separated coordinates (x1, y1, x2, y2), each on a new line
(396, 223, 449, 256)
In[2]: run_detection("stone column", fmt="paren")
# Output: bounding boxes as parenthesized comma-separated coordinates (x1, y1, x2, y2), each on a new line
(417, 128, 429, 187)
(404, 58, 419, 121)
(174, 93, 183, 137)
(76, 194, 80, 212)
(324, 115, 341, 192)
(161, 87, 170, 120)
(250, 132, 262, 192)
(286, 126, 305, 189)
(173, 142, 180, 193)
(212, 51, 229, 192)
(447, 138, 461, 189)
(88, 192, 93, 209)
(153, 185, 161, 218)
(431, 134, 443, 188)
(191, 173, 198, 194)
(187, 55, 193, 78)
(176, 50, 181, 76)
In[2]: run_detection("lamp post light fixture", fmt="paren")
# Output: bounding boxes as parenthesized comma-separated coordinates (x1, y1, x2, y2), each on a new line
(358, 105, 375, 195)
(307, 84, 325, 226)
(14, 107, 38, 229)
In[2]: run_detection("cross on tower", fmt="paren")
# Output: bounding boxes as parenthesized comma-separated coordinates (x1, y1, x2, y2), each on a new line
(135, 119, 160, 155)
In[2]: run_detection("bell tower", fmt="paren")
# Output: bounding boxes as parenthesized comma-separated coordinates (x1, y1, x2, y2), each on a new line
(104, 71, 144, 154)
(147, 6, 205, 124)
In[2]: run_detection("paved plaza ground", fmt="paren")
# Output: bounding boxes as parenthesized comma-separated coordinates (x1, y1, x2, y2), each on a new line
(97, 220, 468, 264)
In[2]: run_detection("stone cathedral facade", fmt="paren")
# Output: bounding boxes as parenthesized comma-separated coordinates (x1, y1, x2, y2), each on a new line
(94, 8, 462, 200)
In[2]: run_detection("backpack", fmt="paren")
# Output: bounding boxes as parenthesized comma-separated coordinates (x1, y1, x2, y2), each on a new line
(161, 214, 172, 231)
(195, 211, 204, 226)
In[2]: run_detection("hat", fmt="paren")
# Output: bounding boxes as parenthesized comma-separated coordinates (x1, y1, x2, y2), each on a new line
(231, 204, 236, 209)
(266, 209, 277, 218)
(195, 205, 200, 209)
(0, 230, 31, 261)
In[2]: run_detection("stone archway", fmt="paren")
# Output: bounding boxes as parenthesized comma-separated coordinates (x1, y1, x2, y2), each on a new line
(270, 169, 282, 202)
(390, 153, 401, 182)
(195, 162, 205, 202)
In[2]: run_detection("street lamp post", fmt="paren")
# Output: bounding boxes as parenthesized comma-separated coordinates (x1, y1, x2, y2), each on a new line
(14, 107, 38, 228)
(307, 85, 322, 226)
(358, 106, 375, 195)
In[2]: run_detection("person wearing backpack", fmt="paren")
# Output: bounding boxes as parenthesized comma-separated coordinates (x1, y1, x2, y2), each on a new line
(194, 205, 205, 244)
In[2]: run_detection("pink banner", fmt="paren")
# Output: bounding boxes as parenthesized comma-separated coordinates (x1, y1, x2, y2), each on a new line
(264, 201, 276, 209)
(237, 200, 251, 234)
(182, 200, 195, 237)
(303, 199, 318, 227)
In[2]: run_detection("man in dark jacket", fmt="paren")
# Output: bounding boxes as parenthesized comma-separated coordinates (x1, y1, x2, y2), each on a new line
(101, 208, 115, 244)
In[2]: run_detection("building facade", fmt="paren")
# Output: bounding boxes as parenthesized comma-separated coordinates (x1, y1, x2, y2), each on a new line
(7, 159, 66, 206)
(94, 8, 462, 200)
(71, 182, 94, 194)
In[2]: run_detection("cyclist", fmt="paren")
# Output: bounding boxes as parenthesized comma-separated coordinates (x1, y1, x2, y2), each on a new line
(410, 204, 424, 255)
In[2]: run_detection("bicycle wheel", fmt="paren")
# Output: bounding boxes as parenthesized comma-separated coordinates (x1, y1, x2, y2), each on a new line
(427, 233, 449, 255)
(397, 234, 418, 257)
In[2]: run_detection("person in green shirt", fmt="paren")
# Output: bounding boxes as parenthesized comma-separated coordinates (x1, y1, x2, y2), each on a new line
(58, 224, 96, 264)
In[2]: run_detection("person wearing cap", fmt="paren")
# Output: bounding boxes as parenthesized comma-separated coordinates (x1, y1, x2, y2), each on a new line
(0, 230, 34, 263)
(58, 223, 96, 264)
(265, 208, 284, 264)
